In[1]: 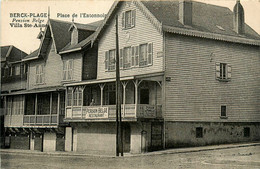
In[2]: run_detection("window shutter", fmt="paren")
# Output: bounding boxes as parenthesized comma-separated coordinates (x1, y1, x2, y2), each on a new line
(36, 65, 39, 83)
(227, 64, 231, 79)
(122, 48, 126, 68)
(41, 65, 44, 83)
(105, 51, 109, 70)
(20, 64, 24, 75)
(120, 49, 123, 68)
(12, 66, 15, 76)
(131, 46, 135, 66)
(122, 12, 125, 28)
(135, 46, 139, 66)
(63, 61, 66, 80)
(216, 62, 220, 79)
(148, 43, 153, 65)
(69, 60, 73, 80)
(131, 10, 136, 27)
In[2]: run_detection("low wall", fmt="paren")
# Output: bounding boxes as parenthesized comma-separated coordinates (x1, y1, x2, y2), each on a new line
(165, 122, 260, 148)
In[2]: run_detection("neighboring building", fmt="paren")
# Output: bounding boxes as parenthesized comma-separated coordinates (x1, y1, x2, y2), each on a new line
(2, 19, 101, 151)
(1, 45, 28, 148)
(63, 0, 260, 155)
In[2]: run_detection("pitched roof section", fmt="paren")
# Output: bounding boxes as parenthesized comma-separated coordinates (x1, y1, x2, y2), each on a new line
(92, 1, 260, 46)
(60, 20, 103, 54)
(49, 19, 72, 52)
(141, 1, 260, 40)
(23, 49, 39, 61)
(1, 45, 27, 62)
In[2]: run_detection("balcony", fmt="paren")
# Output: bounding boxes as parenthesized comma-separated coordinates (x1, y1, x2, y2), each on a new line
(4, 114, 65, 128)
(65, 104, 162, 122)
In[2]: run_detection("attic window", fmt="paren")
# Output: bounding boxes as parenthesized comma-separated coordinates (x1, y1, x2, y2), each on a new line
(216, 25, 225, 31)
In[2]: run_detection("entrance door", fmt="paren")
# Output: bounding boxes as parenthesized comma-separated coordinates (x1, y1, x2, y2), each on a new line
(151, 123, 163, 151)
(122, 123, 131, 153)
(140, 89, 149, 104)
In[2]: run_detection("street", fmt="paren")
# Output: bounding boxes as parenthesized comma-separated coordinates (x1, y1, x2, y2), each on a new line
(1, 145, 260, 169)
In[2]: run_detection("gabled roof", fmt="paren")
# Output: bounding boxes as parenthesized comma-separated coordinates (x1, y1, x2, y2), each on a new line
(23, 49, 39, 61)
(92, 1, 260, 46)
(142, 1, 260, 40)
(23, 19, 72, 61)
(1, 45, 27, 63)
(49, 19, 72, 52)
(69, 22, 97, 32)
(60, 20, 103, 54)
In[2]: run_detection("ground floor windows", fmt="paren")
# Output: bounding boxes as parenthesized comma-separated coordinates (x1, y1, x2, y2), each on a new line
(196, 127, 203, 138)
(244, 127, 250, 137)
(220, 105, 227, 117)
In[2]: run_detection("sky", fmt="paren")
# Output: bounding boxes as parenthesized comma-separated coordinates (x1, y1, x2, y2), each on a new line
(0, 0, 260, 54)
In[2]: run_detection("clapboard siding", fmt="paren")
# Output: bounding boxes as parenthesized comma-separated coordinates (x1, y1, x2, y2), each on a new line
(165, 33, 260, 122)
(28, 40, 82, 89)
(97, 1, 163, 79)
(1, 80, 26, 92)
(62, 52, 82, 82)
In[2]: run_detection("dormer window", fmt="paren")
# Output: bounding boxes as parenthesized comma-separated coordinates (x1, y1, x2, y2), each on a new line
(122, 10, 136, 29)
(71, 28, 78, 45)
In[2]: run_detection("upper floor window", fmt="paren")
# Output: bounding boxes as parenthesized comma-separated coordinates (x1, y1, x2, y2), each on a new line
(123, 47, 131, 68)
(216, 63, 231, 81)
(36, 64, 44, 84)
(6, 96, 24, 115)
(63, 60, 73, 81)
(139, 43, 153, 66)
(14, 65, 20, 75)
(105, 50, 115, 71)
(122, 10, 136, 29)
(105, 43, 153, 71)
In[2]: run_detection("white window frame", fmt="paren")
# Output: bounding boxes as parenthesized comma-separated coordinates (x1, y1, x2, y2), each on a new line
(73, 87, 83, 107)
(105, 50, 115, 71)
(63, 59, 73, 81)
(123, 47, 131, 68)
(36, 64, 44, 84)
(122, 10, 136, 29)
(216, 62, 231, 81)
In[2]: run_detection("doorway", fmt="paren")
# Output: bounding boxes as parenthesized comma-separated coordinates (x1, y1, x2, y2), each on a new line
(122, 123, 131, 153)
(140, 89, 149, 104)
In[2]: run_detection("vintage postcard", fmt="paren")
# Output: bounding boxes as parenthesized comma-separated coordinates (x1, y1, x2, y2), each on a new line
(1, 0, 260, 168)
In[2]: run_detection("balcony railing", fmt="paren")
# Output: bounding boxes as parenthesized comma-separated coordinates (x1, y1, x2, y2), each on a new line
(65, 104, 162, 121)
(4, 114, 65, 127)
(23, 114, 58, 126)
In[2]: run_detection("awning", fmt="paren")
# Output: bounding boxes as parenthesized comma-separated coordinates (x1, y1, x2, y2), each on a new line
(1, 86, 65, 96)
(64, 71, 164, 87)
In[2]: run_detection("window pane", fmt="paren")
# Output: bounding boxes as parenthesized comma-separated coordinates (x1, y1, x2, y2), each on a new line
(140, 44, 147, 66)
(125, 11, 131, 28)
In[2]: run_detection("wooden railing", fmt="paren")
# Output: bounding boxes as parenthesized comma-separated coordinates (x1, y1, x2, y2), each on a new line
(23, 114, 59, 126)
(4, 114, 65, 127)
(65, 104, 162, 120)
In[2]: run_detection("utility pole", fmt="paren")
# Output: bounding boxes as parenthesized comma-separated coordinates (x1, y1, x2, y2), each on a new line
(115, 15, 123, 156)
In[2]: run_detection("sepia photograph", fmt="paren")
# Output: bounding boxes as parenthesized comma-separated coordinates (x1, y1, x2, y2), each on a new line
(1, 0, 260, 168)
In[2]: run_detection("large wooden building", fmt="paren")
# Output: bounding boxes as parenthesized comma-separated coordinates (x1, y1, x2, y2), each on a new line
(2, 19, 101, 151)
(2, 0, 260, 155)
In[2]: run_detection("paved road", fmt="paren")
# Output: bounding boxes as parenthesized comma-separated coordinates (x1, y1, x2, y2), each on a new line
(1, 145, 260, 169)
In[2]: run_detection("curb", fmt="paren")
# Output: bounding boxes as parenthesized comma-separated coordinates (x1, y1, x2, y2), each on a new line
(1, 142, 260, 158)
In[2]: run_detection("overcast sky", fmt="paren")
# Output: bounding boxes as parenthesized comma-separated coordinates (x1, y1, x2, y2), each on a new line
(1, 0, 260, 54)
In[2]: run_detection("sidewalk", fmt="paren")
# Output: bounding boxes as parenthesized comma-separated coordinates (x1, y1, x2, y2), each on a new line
(1, 142, 260, 158)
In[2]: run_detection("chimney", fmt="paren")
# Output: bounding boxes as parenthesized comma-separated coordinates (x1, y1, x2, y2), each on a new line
(179, 0, 192, 25)
(233, 0, 245, 34)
